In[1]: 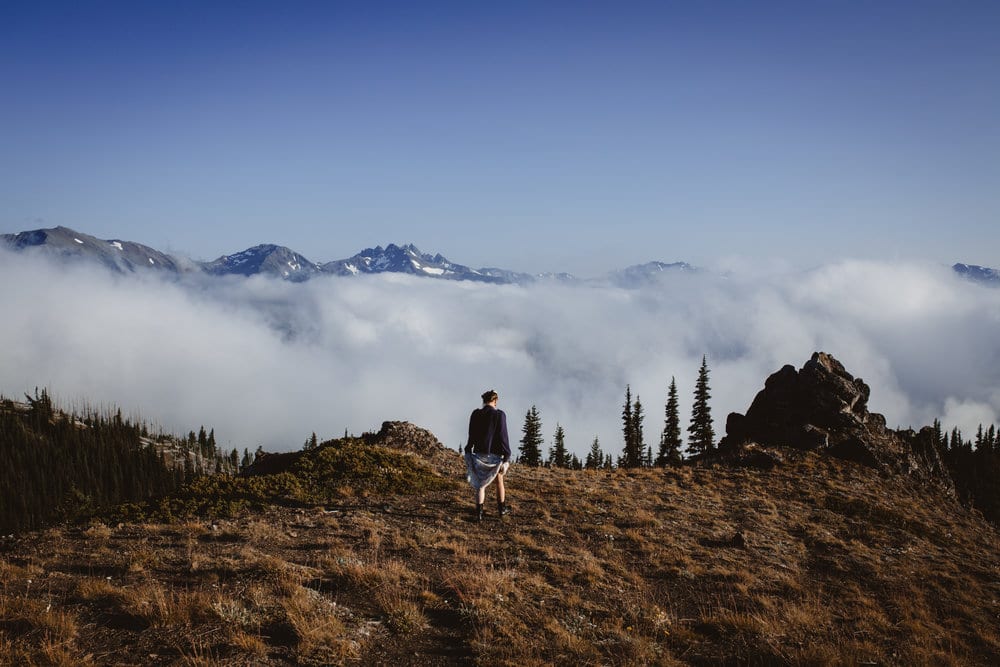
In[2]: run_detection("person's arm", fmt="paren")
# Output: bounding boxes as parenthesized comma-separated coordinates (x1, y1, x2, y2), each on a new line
(498, 410, 511, 461)
(466, 410, 476, 454)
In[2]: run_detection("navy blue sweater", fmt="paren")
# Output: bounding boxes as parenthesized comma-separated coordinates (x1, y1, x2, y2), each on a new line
(465, 405, 511, 461)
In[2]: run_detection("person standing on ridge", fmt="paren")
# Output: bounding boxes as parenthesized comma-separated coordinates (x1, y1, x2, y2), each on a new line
(464, 389, 512, 522)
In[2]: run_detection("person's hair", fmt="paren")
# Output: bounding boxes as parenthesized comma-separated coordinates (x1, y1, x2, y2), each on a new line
(481, 389, 498, 404)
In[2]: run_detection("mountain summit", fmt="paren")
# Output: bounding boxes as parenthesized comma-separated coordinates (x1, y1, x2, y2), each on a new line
(204, 244, 323, 282)
(320, 243, 521, 283)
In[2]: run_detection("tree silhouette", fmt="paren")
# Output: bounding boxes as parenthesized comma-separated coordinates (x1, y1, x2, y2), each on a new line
(548, 423, 569, 468)
(519, 405, 543, 466)
(585, 437, 604, 469)
(687, 356, 716, 456)
(657, 377, 684, 466)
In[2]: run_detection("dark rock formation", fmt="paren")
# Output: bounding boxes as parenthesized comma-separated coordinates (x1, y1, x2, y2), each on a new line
(721, 352, 952, 489)
(363, 421, 446, 456)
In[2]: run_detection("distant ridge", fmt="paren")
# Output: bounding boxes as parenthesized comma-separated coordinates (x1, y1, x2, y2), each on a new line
(1, 225, 695, 286)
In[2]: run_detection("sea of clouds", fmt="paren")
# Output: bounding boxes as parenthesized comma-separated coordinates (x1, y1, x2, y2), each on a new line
(2, 248, 999, 458)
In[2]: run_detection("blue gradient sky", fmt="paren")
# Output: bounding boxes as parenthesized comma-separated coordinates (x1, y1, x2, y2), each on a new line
(2, 1, 998, 275)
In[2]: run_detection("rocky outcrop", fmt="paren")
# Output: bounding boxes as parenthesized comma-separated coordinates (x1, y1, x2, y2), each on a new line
(363, 421, 446, 455)
(244, 421, 453, 478)
(363, 421, 461, 474)
(721, 352, 952, 489)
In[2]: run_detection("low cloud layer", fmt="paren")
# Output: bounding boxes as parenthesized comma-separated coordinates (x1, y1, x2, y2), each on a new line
(2, 249, 999, 458)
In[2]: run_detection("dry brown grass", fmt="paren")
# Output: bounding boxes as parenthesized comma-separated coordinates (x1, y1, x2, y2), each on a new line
(281, 584, 361, 664)
(2, 450, 999, 665)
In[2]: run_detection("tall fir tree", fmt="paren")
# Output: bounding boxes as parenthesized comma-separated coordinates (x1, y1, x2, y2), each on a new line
(634, 397, 645, 465)
(621, 386, 646, 468)
(657, 377, 684, 466)
(549, 423, 569, 468)
(687, 355, 716, 456)
(621, 385, 635, 466)
(519, 405, 543, 466)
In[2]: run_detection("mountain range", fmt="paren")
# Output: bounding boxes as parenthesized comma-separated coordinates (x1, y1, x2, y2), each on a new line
(0, 225, 695, 287)
(1, 225, 995, 287)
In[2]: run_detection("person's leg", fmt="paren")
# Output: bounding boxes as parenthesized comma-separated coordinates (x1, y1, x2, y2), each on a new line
(496, 472, 510, 515)
(476, 487, 486, 505)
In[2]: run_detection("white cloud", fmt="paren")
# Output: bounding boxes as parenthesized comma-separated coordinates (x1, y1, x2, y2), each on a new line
(2, 249, 999, 457)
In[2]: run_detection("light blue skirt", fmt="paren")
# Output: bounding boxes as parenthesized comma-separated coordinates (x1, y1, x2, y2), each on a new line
(464, 451, 507, 490)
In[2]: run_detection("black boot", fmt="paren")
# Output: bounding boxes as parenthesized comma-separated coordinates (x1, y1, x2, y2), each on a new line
(476, 503, 484, 523)
(498, 501, 511, 517)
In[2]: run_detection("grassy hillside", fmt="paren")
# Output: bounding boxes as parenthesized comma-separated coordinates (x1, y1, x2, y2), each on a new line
(1, 425, 998, 665)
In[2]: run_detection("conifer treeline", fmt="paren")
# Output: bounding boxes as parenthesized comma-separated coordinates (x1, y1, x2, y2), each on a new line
(0, 390, 232, 534)
(519, 357, 716, 469)
(935, 420, 1000, 524)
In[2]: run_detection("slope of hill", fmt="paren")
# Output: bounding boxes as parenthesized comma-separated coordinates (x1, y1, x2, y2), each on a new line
(2, 413, 998, 665)
(0, 226, 186, 275)
(0, 391, 234, 534)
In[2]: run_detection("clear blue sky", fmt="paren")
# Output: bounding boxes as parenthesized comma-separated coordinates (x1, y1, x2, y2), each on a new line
(2, 1, 998, 275)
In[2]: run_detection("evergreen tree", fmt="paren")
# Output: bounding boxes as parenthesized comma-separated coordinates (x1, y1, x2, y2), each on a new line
(932, 418, 945, 453)
(604, 453, 613, 470)
(657, 377, 684, 466)
(570, 454, 583, 470)
(622, 385, 635, 466)
(585, 437, 603, 469)
(621, 386, 646, 468)
(633, 397, 645, 466)
(548, 424, 569, 468)
(304, 432, 319, 450)
(519, 406, 543, 466)
(687, 355, 716, 456)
